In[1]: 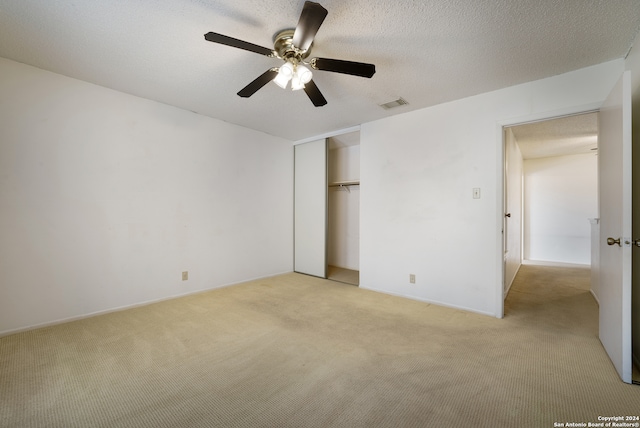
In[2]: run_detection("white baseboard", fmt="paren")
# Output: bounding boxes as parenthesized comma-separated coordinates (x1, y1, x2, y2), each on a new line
(358, 284, 497, 318)
(0, 270, 294, 338)
(522, 259, 590, 269)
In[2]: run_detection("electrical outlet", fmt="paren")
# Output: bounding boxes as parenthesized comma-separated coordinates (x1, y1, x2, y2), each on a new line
(409, 274, 416, 284)
(182, 271, 188, 281)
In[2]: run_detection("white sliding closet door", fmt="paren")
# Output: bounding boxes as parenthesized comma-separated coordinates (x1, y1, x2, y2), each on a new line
(294, 139, 327, 277)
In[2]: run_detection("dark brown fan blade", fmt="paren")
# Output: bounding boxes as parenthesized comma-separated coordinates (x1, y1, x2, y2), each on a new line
(204, 32, 274, 57)
(303, 79, 327, 107)
(311, 58, 376, 78)
(311, 58, 376, 77)
(292, 1, 328, 52)
(237, 69, 278, 98)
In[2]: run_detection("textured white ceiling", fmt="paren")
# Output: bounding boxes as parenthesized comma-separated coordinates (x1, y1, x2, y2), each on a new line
(0, 0, 639, 141)
(510, 113, 598, 159)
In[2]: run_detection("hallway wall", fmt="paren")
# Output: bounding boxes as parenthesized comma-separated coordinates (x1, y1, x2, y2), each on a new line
(523, 153, 597, 265)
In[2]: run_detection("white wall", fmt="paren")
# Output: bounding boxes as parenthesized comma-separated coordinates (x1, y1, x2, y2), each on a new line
(0, 58, 293, 335)
(360, 59, 624, 317)
(523, 153, 597, 265)
(504, 128, 523, 295)
(329, 143, 360, 184)
(328, 144, 360, 270)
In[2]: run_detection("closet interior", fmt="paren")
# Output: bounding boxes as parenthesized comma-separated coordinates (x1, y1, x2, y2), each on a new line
(327, 132, 360, 285)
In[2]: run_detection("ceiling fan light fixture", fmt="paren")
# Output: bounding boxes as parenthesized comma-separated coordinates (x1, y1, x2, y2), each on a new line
(273, 73, 290, 89)
(296, 64, 313, 84)
(274, 62, 294, 88)
(291, 64, 312, 91)
(291, 75, 305, 91)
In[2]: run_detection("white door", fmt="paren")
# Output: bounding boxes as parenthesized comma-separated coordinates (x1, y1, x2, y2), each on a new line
(598, 70, 632, 383)
(503, 127, 522, 296)
(294, 139, 327, 278)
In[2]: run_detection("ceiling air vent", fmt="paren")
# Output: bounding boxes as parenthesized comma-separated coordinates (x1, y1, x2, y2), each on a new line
(379, 97, 408, 110)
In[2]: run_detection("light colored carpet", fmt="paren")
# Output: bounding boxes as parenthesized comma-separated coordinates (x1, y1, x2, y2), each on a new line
(1, 265, 640, 427)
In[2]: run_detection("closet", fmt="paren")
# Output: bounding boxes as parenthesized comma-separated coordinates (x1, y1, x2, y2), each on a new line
(327, 133, 360, 285)
(294, 131, 360, 285)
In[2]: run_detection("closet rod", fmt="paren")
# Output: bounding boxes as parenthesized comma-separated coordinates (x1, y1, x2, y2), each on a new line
(329, 182, 359, 193)
(328, 181, 359, 187)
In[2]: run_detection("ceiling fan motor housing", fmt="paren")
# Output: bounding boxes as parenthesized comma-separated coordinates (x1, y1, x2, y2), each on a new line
(273, 29, 311, 63)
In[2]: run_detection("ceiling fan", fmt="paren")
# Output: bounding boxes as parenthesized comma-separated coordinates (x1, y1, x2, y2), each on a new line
(204, 1, 376, 107)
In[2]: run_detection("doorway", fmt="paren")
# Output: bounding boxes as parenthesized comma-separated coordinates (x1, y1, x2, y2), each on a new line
(503, 112, 599, 294)
(327, 132, 360, 285)
(503, 111, 639, 383)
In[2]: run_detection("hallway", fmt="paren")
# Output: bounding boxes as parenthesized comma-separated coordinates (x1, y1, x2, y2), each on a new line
(504, 263, 639, 383)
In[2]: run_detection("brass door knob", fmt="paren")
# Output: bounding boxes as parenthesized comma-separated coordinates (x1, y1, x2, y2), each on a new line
(607, 237, 621, 246)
